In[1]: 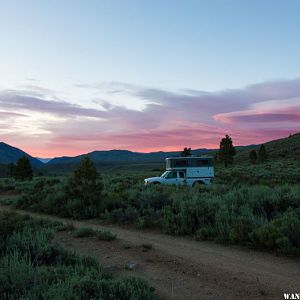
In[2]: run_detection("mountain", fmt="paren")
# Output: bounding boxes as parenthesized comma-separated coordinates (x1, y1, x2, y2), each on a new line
(41, 148, 215, 174)
(47, 148, 214, 166)
(43, 144, 264, 174)
(0, 142, 44, 168)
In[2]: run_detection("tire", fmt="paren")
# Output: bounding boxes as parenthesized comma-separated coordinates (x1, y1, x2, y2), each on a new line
(192, 181, 205, 188)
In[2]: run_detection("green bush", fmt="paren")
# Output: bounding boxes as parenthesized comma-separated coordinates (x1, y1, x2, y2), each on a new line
(96, 230, 116, 241)
(64, 157, 103, 219)
(73, 227, 95, 238)
(250, 209, 300, 254)
(72, 226, 116, 241)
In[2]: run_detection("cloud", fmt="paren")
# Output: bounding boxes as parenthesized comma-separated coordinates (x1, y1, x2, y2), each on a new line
(0, 111, 27, 118)
(216, 113, 300, 123)
(214, 97, 300, 124)
(1, 78, 300, 156)
(0, 91, 107, 119)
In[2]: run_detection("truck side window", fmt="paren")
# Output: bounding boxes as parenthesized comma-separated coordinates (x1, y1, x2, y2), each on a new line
(179, 171, 185, 178)
(166, 171, 177, 179)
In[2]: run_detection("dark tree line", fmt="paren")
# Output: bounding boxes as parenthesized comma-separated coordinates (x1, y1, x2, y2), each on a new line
(7, 156, 33, 180)
(180, 134, 268, 168)
(249, 144, 268, 164)
(180, 147, 192, 157)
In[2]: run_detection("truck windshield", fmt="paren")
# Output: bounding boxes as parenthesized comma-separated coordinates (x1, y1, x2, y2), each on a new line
(160, 171, 169, 178)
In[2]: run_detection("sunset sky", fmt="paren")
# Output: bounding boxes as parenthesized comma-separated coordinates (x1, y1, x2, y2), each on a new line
(0, 0, 300, 158)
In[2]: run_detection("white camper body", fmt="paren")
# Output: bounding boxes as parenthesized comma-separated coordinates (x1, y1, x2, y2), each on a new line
(144, 156, 214, 186)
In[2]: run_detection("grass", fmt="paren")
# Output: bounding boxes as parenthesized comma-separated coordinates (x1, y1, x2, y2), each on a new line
(73, 226, 117, 241)
(73, 226, 95, 237)
(0, 195, 20, 205)
(0, 211, 158, 299)
(62, 222, 75, 231)
(96, 229, 116, 241)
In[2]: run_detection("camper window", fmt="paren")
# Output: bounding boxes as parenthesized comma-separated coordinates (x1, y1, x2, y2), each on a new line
(175, 160, 188, 167)
(197, 159, 209, 167)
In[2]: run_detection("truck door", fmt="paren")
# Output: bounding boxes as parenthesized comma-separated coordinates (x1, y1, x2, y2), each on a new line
(164, 171, 178, 185)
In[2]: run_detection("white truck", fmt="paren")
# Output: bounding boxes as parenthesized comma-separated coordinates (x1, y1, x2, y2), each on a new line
(144, 156, 214, 186)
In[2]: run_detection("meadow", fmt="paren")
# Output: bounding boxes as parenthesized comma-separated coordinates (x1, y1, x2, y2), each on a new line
(1, 158, 299, 256)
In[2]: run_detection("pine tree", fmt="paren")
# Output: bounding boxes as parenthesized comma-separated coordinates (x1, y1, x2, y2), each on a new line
(64, 157, 103, 218)
(14, 156, 33, 180)
(219, 135, 236, 168)
(7, 163, 16, 178)
(258, 144, 268, 162)
(181, 147, 192, 157)
(249, 149, 257, 164)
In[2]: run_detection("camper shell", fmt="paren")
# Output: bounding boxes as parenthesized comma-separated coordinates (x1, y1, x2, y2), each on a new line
(144, 156, 214, 186)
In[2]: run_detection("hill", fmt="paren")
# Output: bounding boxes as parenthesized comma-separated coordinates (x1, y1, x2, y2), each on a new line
(0, 142, 43, 168)
(234, 132, 300, 163)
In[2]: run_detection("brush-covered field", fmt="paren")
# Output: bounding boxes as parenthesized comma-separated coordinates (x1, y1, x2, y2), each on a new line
(1, 158, 299, 256)
(0, 211, 158, 299)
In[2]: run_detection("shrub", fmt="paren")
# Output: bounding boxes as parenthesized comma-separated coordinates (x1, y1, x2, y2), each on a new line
(250, 209, 300, 254)
(73, 227, 95, 238)
(96, 230, 116, 241)
(64, 157, 103, 219)
(73, 227, 116, 241)
(195, 225, 215, 241)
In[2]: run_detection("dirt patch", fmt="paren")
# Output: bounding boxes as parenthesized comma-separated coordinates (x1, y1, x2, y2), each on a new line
(54, 231, 298, 300)
(1, 205, 300, 300)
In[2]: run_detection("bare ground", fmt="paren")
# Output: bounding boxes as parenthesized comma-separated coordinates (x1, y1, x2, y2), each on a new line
(0, 204, 299, 300)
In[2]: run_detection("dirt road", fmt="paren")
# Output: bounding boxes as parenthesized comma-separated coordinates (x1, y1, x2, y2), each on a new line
(1, 205, 299, 300)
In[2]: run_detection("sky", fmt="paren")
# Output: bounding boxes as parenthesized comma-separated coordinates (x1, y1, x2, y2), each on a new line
(0, 0, 300, 157)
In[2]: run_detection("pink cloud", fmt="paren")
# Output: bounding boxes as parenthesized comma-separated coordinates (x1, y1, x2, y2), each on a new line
(1, 79, 300, 157)
(214, 97, 300, 125)
(214, 112, 300, 123)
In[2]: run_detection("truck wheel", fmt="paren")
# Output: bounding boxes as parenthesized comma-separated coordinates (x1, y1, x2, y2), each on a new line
(192, 181, 204, 188)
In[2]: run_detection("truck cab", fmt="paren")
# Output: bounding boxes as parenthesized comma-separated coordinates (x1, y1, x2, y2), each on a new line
(144, 156, 214, 186)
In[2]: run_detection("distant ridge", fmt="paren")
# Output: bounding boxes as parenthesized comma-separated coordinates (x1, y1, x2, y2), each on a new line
(47, 148, 214, 166)
(0, 142, 43, 167)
